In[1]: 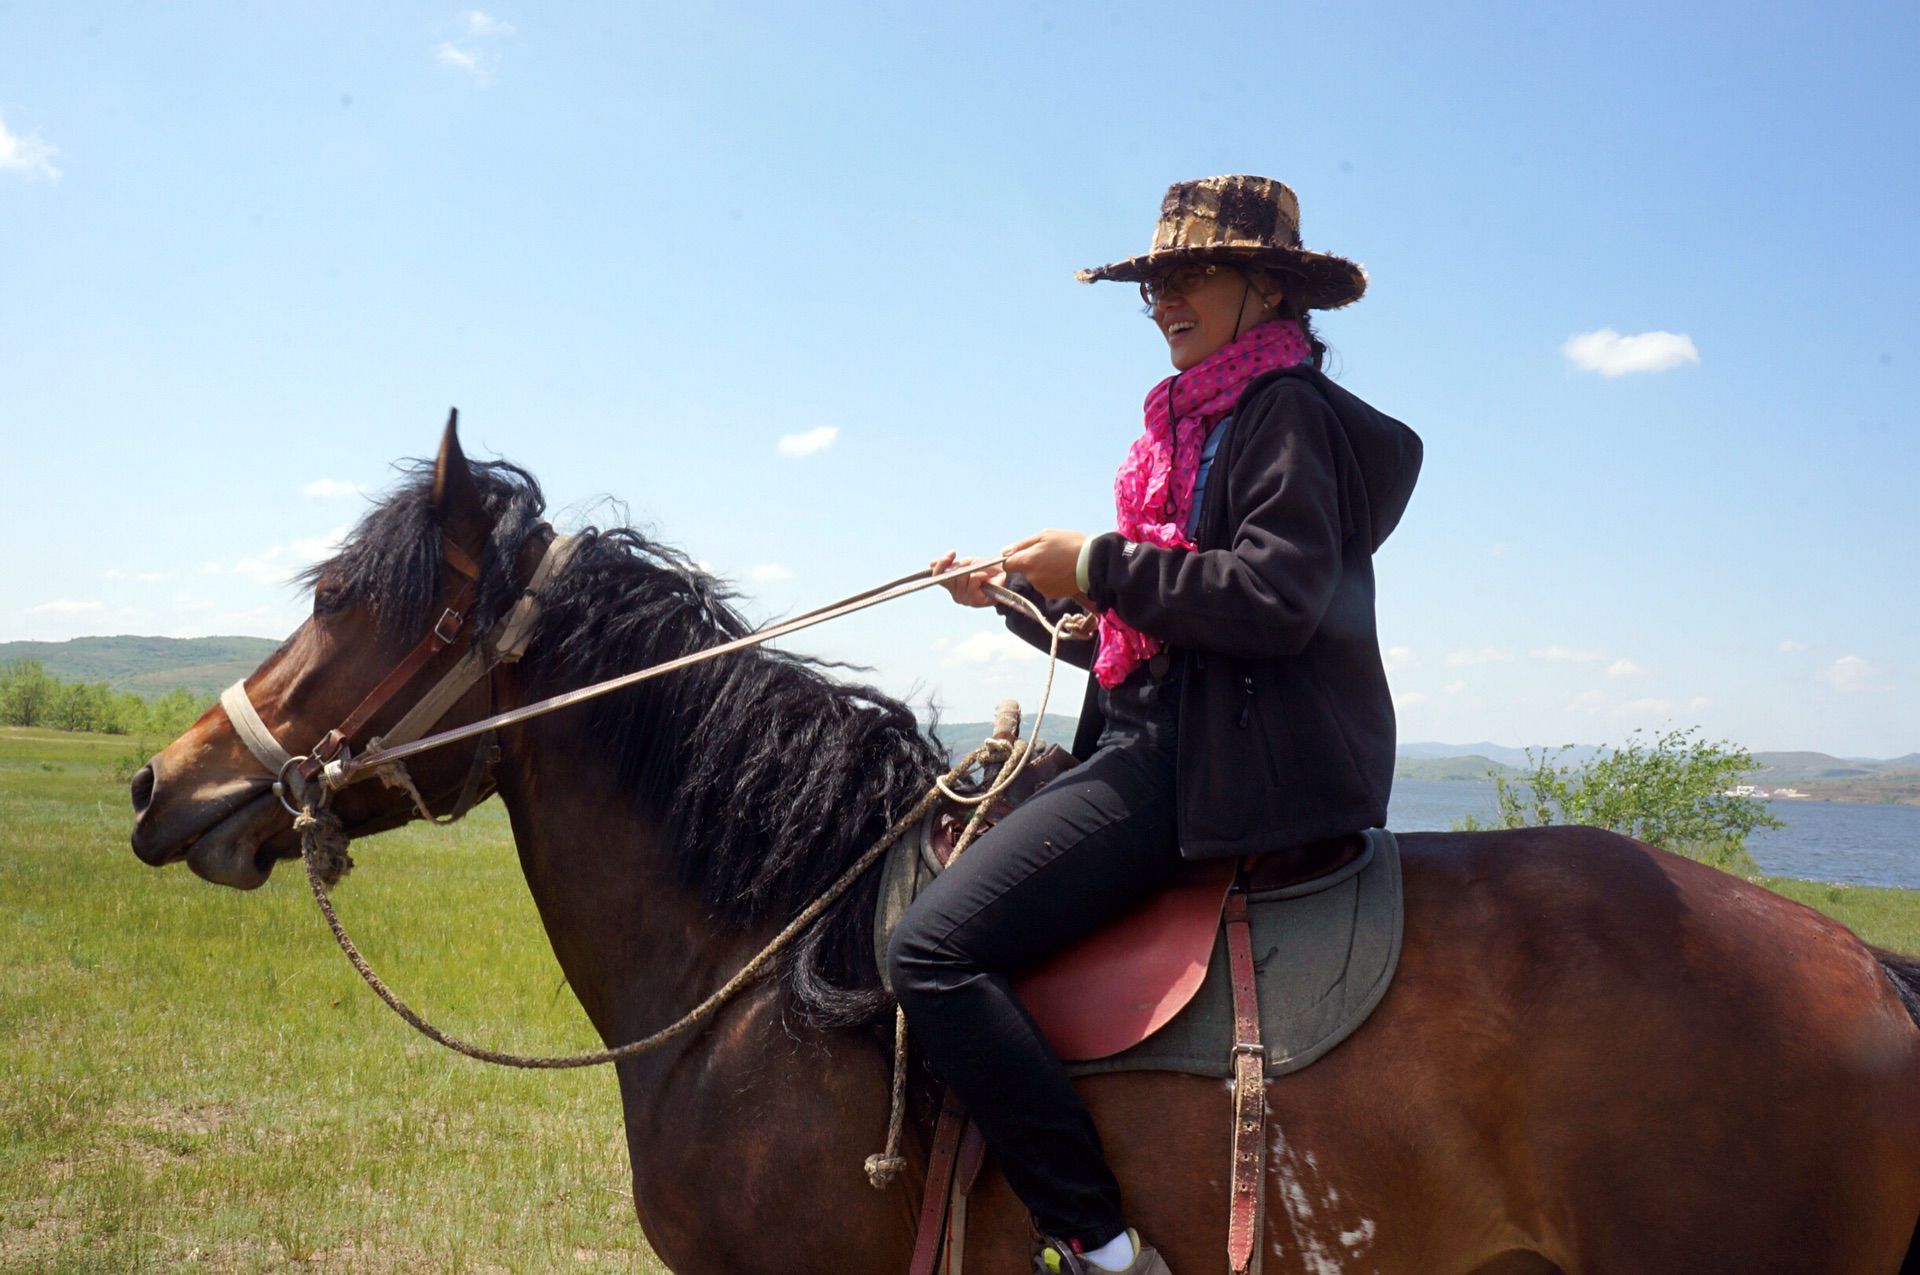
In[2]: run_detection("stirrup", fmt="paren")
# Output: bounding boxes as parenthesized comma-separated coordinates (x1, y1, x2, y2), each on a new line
(1036, 1229, 1168, 1275)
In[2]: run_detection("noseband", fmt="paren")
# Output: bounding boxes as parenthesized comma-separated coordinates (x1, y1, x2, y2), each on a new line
(221, 526, 576, 820)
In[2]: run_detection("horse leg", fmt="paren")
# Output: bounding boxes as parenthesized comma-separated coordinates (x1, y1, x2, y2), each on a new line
(612, 990, 917, 1275)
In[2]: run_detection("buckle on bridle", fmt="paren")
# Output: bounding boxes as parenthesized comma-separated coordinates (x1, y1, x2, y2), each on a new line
(433, 607, 464, 644)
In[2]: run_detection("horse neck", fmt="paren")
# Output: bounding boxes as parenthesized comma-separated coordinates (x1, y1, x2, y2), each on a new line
(491, 712, 762, 1055)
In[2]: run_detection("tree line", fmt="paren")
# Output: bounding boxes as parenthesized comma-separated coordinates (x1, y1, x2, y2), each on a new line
(0, 660, 208, 737)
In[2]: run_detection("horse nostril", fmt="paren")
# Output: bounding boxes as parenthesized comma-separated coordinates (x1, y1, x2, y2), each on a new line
(130, 765, 157, 817)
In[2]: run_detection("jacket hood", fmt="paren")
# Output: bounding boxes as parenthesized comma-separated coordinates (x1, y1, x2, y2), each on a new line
(1267, 366, 1422, 551)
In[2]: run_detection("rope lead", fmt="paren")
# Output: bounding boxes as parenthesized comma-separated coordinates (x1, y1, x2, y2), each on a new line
(298, 575, 1091, 1185)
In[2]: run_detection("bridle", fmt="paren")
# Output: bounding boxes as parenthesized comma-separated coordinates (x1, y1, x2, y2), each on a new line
(220, 525, 1031, 825)
(220, 524, 577, 821)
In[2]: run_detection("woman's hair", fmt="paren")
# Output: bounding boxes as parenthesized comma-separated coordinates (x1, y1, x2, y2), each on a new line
(1252, 268, 1330, 372)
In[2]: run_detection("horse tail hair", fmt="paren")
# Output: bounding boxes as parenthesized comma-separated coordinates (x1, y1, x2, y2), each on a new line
(1873, 947, 1920, 1033)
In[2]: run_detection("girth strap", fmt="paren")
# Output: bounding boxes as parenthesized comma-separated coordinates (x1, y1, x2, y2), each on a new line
(1225, 888, 1267, 1274)
(910, 1091, 968, 1275)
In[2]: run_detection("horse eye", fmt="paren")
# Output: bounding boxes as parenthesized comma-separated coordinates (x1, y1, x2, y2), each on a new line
(313, 581, 349, 615)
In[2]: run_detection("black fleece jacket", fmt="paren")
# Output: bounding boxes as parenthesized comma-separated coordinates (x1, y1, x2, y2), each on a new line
(1000, 364, 1422, 858)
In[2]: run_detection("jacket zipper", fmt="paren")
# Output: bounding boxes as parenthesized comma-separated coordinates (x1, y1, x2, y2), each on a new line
(1237, 675, 1255, 728)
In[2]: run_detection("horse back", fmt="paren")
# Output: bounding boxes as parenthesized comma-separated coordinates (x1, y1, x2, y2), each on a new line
(1060, 824, 1920, 1274)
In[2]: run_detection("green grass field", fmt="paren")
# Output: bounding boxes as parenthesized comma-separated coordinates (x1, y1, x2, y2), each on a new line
(2, 728, 666, 1273)
(5, 726, 1919, 1272)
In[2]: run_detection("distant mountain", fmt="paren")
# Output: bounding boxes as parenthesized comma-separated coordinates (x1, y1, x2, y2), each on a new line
(1750, 751, 1920, 782)
(0, 635, 279, 700)
(1399, 741, 1605, 769)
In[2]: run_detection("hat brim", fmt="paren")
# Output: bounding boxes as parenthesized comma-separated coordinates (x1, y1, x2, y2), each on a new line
(1076, 244, 1367, 311)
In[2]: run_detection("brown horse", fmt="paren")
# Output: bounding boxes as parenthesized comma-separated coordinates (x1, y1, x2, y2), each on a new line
(131, 421, 1920, 1274)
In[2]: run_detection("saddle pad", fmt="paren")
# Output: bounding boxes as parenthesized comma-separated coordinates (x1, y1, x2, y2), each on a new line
(1066, 828, 1403, 1080)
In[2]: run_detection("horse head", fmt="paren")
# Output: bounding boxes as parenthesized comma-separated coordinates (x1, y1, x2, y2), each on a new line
(129, 412, 520, 889)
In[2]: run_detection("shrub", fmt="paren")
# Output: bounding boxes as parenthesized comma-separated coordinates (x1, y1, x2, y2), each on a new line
(1459, 726, 1783, 874)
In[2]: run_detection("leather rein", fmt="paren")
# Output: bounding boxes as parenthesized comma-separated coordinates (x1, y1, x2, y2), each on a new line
(221, 524, 1018, 819)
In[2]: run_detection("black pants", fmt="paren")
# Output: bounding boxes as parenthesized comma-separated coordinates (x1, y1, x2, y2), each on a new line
(887, 673, 1183, 1245)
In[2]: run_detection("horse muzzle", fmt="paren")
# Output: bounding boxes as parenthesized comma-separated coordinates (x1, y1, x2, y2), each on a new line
(130, 761, 294, 890)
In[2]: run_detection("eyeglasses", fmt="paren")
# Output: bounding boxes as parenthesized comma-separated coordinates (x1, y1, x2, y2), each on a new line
(1137, 263, 1219, 308)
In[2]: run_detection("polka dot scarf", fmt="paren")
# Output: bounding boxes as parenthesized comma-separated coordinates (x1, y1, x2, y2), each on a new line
(1094, 318, 1312, 690)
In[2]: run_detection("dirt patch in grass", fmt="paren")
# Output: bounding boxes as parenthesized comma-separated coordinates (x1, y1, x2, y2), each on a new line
(130, 1101, 239, 1138)
(0, 1201, 81, 1270)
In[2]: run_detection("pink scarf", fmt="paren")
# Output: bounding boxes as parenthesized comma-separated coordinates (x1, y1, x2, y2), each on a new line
(1094, 319, 1312, 689)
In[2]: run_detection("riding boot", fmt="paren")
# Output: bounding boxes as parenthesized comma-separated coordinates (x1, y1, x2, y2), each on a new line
(1035, 1229, 1173, 1275)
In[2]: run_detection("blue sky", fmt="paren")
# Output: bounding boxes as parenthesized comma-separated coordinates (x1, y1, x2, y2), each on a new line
(3, 2, 1915, 756)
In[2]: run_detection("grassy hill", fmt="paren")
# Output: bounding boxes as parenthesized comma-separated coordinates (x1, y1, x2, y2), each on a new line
(0, 636, 279, 700)
(929, 714, 1081, 758)
(1395, 754, 1520, 782)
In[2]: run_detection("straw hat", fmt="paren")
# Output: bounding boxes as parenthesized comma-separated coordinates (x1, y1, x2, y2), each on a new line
(1077, 175, 1366, 311)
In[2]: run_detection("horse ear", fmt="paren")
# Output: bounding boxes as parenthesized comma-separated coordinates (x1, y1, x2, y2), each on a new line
(430, 408, 488, 557)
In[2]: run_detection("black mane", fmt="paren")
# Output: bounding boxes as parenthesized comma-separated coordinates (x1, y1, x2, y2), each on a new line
(313, 457, 943, 1027)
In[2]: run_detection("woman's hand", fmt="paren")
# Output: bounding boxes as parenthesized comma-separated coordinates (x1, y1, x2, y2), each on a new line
(1002, 529, 1091, 604)
(929, 551, 1006, 608)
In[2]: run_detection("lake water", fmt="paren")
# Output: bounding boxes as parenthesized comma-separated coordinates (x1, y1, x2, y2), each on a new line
(1389, 779, 1920, 889)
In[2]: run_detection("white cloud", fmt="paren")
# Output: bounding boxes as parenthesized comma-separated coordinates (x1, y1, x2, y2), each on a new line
(1383, 645, 1416, 673)
(1688, 696, 1712, 711)
(777, 426, 840, 457)
(436, 12, 515, 84)
(1561, 328, 1700, 377)
(1606, 658, 1642, 677)
(435, 42, 487, 77)
(104, 568, 169, 583)
(291, 525, 350, 561)
(304, 478, 368, 499)
(1445, 646, 1511, 667)
(749, 563, 793, 583)
(1488, 542, 1507, 558)
(217, 524, 350, 586)
(942, 631, 1039, 666)
(1616, 697, 1674, 718)
(464, 10, 516, 37)
(1570, 689, 1607, 711)
(0, 112, 60, 182)
(1815, 655, 1883, 694)
(1443, 679, 1466, 695)
(1778, 638, 1808, 653)
(24, 599, 102, 616)
(1530, 644, 1606, 664)
(1392, 690, 1428, 710)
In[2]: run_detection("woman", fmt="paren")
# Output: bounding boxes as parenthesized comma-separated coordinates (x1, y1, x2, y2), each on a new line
(891, 175, 1422, 1275)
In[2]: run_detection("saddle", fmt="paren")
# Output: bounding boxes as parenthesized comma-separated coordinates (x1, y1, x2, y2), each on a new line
(874, 744, 1402, 1073)
(876, 715, 1405, 1275)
